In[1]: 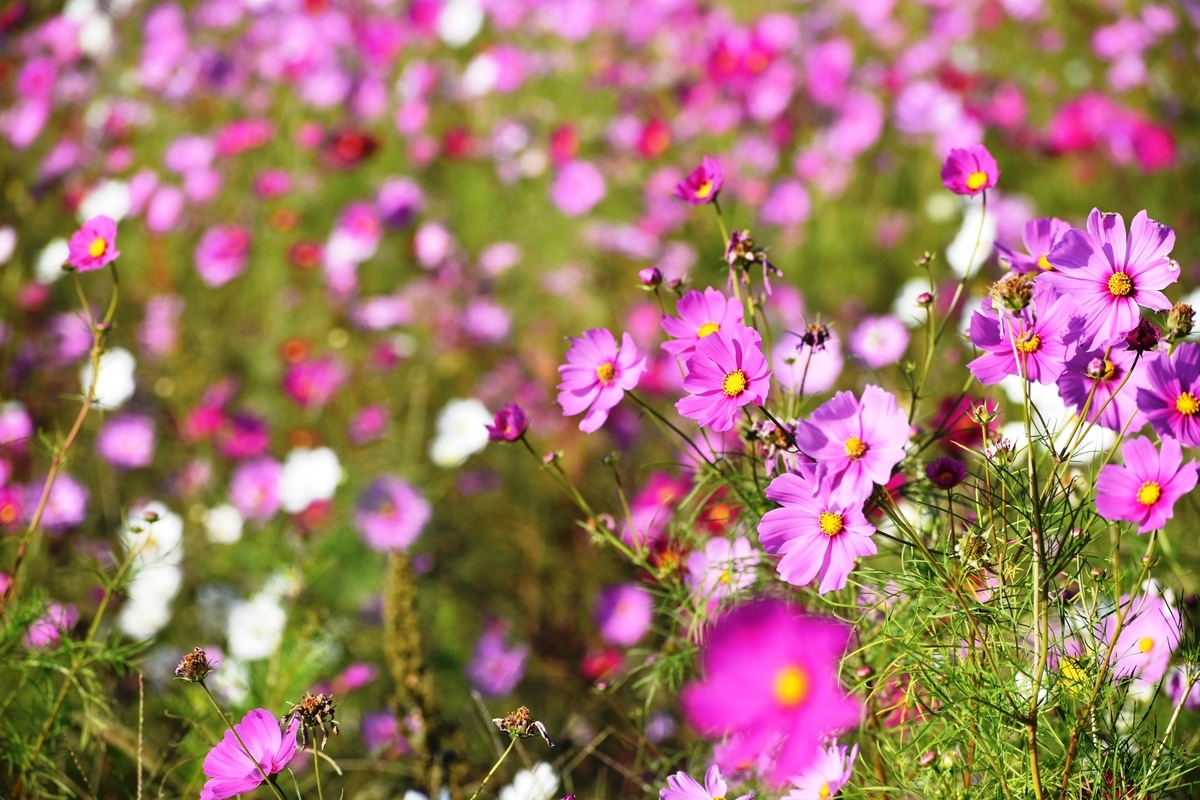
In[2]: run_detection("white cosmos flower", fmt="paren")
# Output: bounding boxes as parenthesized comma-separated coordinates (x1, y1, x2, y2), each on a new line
(81, 347, 137, 409)
(227, 592, 287, 660)
(204, 504, 244, 544)
(78, 179, 131, 222)
(0, 226, 15, 265)
(212, 656, 250, 705)
(437, 0, 484, 47)
(122, 500, 184, 568)
(429, 398, 491, 467)
(499, 763, 558, 800)
(945, 197, 997, 278)
(279, 447, 343, 513)
(36, 238, 70, 284)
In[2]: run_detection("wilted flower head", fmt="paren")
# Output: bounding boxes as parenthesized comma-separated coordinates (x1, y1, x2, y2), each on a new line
(175, 647, 215, 682)
(1167, 302, 1195, 343)
(492, 706, 553, 746)
(283, 692, 340, 750)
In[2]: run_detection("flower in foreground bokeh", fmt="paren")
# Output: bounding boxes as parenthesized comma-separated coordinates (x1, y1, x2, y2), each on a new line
(557, 329, 646, 433)
(681, 600, 862, 784)
(676, 324, 770, 432)
(660, 765, 751, 800)
(486, 403, 528, 442)
(594, 583, 654, 647)
(1138, 344, 1200, 446)
(551, 160, 606, 217)
(353, 475, 431, 552)
(661, 287, 744, 358)
(940, 144, 999, 195)
(759, 469, 877, 595)
(674, 156, 724, 205)
(784, 742, 858, 800)
(1042, 208, 1177, 347)
(66, 215, 120, 271)
(95, 413, 156, 470)
(1094, 436, 1197, 533)
(687, 536, 760, 605)
(848, 315, 909, 369)
(200, 709, 299, 800)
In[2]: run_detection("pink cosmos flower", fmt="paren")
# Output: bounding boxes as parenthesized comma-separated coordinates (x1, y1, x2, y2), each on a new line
(681, 600, 862, 785)
(995, 217, 1072, 273)
(794, 385, 908, 505)
(784, 741, 858, 800)
(674, 156, 724, 205)
(676, 325, 771, 432)
(622, 472, 691, 547)
(95, 413, 157, 470)
(1094, 436, 1197, 533)
(595, 583, 654, 647)
(465, 617, 530, 699)
(1056, 346, 1149, 432)
(661, 287, 744, 358)
(687, 536, 760, 604)
(282, 356, 349, 409)
(200, 709, 299, 800)
(1041, 209, 1177, 348)
(940, 144, 999, 196)
(660, 765, 752, 800)
(967, 287, 1080, 386)
(353, 476, 431, 552)
(758, 469, 877, 595)
(67, 215, 120, 272)
(1101, 591, 1182, 684)
(24, 602, 78, 649)
(1137, 344, 1200, 446)
(556, 328, 646, 433)
(348, 405, 389, 446)
(228, 457, 282, 522)
(550, 160, 607, 217)
(486, 403, 528, 442)
(194, 226, 251, 288)
(848, 315, 909, 369)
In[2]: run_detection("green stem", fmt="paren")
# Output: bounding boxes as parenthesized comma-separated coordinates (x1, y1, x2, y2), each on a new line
(468, 738, 516, 800)
(312, 728, 325, 800)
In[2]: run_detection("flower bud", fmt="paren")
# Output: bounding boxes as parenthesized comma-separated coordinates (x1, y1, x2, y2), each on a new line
(638, 267, 663, 288)
(916, 291, 934, 307)
(1125, 318, 1161, 352)
(1168, 302, 1195, 343)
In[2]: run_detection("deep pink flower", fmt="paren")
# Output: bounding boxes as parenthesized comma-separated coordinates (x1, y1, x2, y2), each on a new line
(967, 286, 1080, 386)
(622, 472, 691, 547)
(214, 413, 270, 460)
(674, 156, 724, 205)
(486, 403, 528, 442)
(940, 144, 999, 196)
(660, 765, 752, 800)
(282, 356, 348, 409)
(194, 226, 251, 288)
(1137, 343, 1200, 446)
(794, 385, 908, 505)
(1101, 591, 1182, 684)
(67, 215, 120, 272)
(758, 469, 876, 595)
(681, 600, 862, 785)
(1056, 346, 1149, 432)
(925, 457, 966, 489)
(353, 476, 431, 552)
(1095, 436, 1197, 533)
(996, 217, 1072, 273)
(200, 709, 299, 800)
(1041, 209, 1178, 347)
(348, 405, 389, 445)
(556, 328, 646, 433)
(661, 287, 744, 358)
(676, 325, 771, 432)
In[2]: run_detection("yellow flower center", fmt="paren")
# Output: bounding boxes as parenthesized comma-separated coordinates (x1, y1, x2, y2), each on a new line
(1138, 637, 1155, 653)
(818, 510, 844, 536)
(695, 180, 714, 199)
(819, 784, 831, 800)
(697, 322, 721, 338)
(1015, 332, 1041, 354)
(719, 569, 731, 584)
(595, 362, 616, 384)
(965, 171, 988, 191)
(1036, 253, 1052, 271)
(722, 370, 748, 397)
(1177, 392, 1199, 416)
(1107, 272, 1133, 297)
(772, 664, 809, 707)
(1059, 657, 1089, 699)
(1099, 359, 1116, 381)
(843, 436, 867, 459)
(1136, 481, 1162, 506)
(88, 237, 107, 258)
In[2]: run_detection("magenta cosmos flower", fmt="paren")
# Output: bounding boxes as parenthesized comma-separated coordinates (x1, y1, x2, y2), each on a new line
(557, 328, 647, 433)
(681, 600, 862, 784)
(995, 217, 1072, 273)
(1057, 346, 1149, 432)
(200, 709, 299, 800)
(1094, 436, 1197, 533)
(967, 287, 1080, 386)
(660, 765, 752, 800)
(758, 469, 877, 595)
(794, 385, 908, 505)
(1137, 344, 1200, 446)
(1041, 209, 1178, 347)
(67, 215, 120, 271)
(674, 156, 724, 205)
(194, 226, 251, 288)
(661, 287, 744, 358)
(676, 324, 771, 432)
(465, 618, 530, 699)
(486, 403, 529, 442)
(353, 475, 432, 552)
(939, 144, 999, 196)
(594, 583, 654, 647)
(1102, 591, 1182, 684)
(848, 315, 909, 369)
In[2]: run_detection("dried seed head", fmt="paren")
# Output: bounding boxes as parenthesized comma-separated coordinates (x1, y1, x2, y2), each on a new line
(492, 706, 553, 746)
(174, 647, 214, 682)
(988, 272, 1035, 312)
(1168, 302, 1195, 343)
(283, 692, 340, 750)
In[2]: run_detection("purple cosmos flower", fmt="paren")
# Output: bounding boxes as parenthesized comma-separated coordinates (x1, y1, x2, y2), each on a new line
(194, 226, 251, 288)
(465, 617, 530, 698)
(594, 583, 654, 647)
(214, 413, 270, 460)
(758, 468, 877, 595)
(686, 536, 761, 605)
(681, 600, 862, 785)
(32, 472, 89, 531)
(200, 709, 299, 800)
(785, 741, 858, 800)
(1165, 668, 1200, 710)
(228, 457, 282, 522)
(550, 160, 607, 217)
(353, 476, 431, 552)
(95, 413, 157, 470)
(995, 217, 1072, 273)
(794, 385, 908, 505)
(676, 324, 771, 432)
(556, 328, 646, 433)
(940, 144, 999, 195)
(1101, 591, 1182, 684)
(661, 287, 744, 358)
(486, 403, 528, 442)
(1057, 346, 1149, 432)
(1095, 436, 1197, 533)
(848, 315, 909, 369)
(1041, 209, 1178, 348)
(925, 457, 966, 489)
(1137, 343, 1200, 446)
(67, 215, 120, 272)
(674, 156, 724, 205)
(660, 765, 751, 800)
(967, 286, 1080, 386)
(361, 710, 409, 757)
(24, 601, 78, 649)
